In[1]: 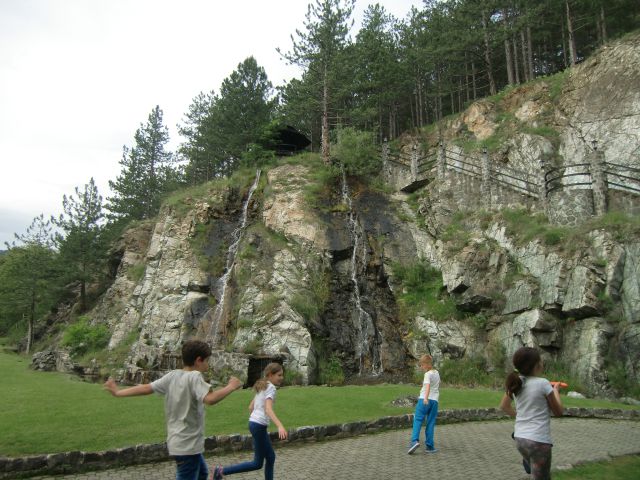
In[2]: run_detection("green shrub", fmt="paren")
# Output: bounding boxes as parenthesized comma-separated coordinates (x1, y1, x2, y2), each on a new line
(242, 338, 262, 355)
(284, 368, 304, 386)
(487, 339, 507, 374)
(126, 263, 146, 282)
(318, 354, 345, 386)
(62, 316, 111, 357)
(392, 261, 459, 322)
(291, 268, 330, 323)
(439, 356, 496, 387)
(236, 318, 253, 329)
(544, 358, 585, 393)
(257, 294, 280, 316)
(333, 127, 381, 177)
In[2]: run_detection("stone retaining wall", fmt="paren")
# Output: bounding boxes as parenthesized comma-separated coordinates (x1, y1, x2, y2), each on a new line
(1, 408, 638, 479)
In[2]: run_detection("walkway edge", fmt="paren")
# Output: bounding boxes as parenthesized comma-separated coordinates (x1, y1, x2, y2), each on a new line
(1, 407, 638, 479)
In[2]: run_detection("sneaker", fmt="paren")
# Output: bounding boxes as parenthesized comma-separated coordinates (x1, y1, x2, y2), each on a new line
(211, 464, 224, 480)
(425, 448, 438, 453)
(522, 458, 531, 474)
(407, 442, 420, 454)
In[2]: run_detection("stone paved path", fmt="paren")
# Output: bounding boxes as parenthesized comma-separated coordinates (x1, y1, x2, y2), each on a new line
(31, 419, 640, 479)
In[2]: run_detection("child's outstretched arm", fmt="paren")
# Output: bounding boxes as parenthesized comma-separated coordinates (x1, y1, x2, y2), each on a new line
(499, 393, 516, 417)
(265, 398, 287, 440)
(204, 376, 243, 405)
(104, 378, 153, 397)
(546, 383, 564, 416)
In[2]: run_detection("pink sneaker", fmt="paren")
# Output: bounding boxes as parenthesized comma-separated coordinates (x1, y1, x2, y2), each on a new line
(211, 464, 224, 480)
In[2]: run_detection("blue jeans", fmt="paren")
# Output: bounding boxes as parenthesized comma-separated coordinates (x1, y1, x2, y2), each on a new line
(174, 453, 208, 480)
(223, 421, 275, 480)
(411, 399, 439, 450)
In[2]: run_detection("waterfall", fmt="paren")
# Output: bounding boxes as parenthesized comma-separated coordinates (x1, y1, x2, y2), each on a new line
(205, 170, 261, 347)
(340, 168, 383, 375)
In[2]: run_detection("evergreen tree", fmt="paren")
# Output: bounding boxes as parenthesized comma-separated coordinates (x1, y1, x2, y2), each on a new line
(0, 215, 59, 352)
(178, 57, 274, 182)
(216, 56, 275, 169)
(278, 0, 355, 164)
(107, 106, 176, 220)
(351, 4, 405, 140)
(53, 178, 105, 312)
(178, 91, 220, 184)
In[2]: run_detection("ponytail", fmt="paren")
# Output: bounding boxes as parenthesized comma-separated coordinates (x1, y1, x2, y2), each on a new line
(505, 371, 523, 398)
(253, 362, 283, 392)
(505, 347, 541, 398)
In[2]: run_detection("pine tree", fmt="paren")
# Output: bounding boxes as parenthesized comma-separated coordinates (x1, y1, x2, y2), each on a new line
(215, 57, 275, 170)
(278, 0, 355, 164)
(107, 106, 176, 220)
(53, 178, 105, 312)
(0, 215, 59, 352)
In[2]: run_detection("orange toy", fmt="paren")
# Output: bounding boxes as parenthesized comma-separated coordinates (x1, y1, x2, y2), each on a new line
(550, 381, 568, 389)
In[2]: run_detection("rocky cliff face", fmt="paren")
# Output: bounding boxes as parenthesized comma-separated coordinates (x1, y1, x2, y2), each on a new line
(37, 34, 640, 396)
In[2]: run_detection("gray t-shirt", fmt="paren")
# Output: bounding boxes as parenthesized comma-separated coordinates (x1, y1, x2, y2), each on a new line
(151, 369, 211, 455)
(514, 376, 554, 444)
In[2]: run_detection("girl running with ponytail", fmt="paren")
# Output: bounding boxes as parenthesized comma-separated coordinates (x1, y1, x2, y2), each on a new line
(499, 347, 564, 479)
(212, 363, 287, 480)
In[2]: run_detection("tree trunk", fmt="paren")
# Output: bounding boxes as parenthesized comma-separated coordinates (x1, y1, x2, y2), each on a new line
(482, 11, 497, 95)
(527, 26, 534, 79)
(409, 94, 418, 128)
(26, 313, 32, 355)
(472, 62, 477, 99)
(600, 6, 607, 43)
(513, 37, 520, 84)
(561, 20, 569, 68)
(321, 65, 330, 164)
(505, 38, 515, 85)
(465, 56, 471, 101)
(566, 0, 578, 66)
(81, 281, 87, 312)
(520, 30, 529, 82)
(417, 78, 424, 126)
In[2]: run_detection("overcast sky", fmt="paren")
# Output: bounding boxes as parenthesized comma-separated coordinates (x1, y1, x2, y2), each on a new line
(0, 0, 423, 247)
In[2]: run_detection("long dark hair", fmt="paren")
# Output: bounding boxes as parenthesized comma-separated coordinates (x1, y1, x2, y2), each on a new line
(505, 347, 541, 398)
(253, 363, 283, 392)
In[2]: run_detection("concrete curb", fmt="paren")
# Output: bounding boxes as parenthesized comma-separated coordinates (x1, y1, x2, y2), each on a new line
(1, 407, 638, 479)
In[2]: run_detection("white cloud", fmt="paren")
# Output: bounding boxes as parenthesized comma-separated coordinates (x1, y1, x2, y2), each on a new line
(0, 0, 421, 245)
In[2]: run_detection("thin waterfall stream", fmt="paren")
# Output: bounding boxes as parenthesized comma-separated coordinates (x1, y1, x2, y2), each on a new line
(340, 168, 383, 375)
(205, 169, 261, 347)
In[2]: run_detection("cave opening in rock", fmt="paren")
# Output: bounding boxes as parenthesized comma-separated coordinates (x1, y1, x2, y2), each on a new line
(247, 356, 284, 387)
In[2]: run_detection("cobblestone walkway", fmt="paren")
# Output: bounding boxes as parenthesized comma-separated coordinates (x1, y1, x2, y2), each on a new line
(32, 418, 640, 479)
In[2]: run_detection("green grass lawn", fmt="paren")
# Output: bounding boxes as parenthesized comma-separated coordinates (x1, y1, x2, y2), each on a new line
(554, 455, 640, 479)
(0, 350, 637, 456)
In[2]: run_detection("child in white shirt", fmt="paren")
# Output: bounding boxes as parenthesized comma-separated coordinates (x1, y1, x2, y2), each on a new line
(499, 347, 564, 479)
(407, 354, 441, 454)
(212, 363, 287, 480)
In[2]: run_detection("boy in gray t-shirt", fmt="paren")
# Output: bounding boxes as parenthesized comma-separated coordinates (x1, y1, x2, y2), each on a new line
(104, 340, 242, 480)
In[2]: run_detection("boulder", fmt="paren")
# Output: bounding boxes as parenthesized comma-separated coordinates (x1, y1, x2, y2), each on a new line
(562, 317, 614, 395)
(460, 101, 496, 140)
(502, 280, 533, 315)
(618, 323, 640, 385)
(621, 243, 640, 323)
(489, 309, 561, 358)
(411, 317, 479, 365)
(562, 265, 604, 318)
